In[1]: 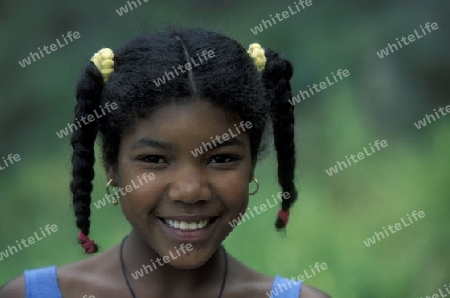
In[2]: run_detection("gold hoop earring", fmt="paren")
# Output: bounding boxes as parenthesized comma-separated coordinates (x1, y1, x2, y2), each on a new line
(249, 177, 259, 195)
(106, 179, 118, 206)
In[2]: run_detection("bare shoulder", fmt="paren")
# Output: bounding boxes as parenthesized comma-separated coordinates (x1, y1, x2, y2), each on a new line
(56, 246, 123, 296)
(0, 246, 121, 298)
(300, 284, 331, 298)
(0, 275, 26, 298)
(226, 255, 330, 298)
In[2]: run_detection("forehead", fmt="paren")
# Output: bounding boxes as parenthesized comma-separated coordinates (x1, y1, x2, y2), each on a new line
(145, 100, 238, 129)
(122, 100, 246, 147)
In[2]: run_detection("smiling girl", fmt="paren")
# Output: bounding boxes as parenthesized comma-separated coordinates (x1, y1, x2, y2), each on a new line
(0, 28, 329, 298)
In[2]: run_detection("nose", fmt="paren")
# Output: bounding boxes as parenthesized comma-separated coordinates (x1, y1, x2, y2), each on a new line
(167, 167, 211, 205)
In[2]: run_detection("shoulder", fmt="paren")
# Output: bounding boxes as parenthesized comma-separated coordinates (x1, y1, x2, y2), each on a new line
(270, 275, 330, 298)
(56, 246, 124, 296)
(0, 275, 25, 298)
(226, 256, 330, 297)
(0, 245, 122, 298)
(300, 285, 331, 298)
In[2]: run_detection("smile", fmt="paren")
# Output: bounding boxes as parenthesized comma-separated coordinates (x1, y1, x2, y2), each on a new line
(158, 216, 220, 242)
(163, 219, 210, 230)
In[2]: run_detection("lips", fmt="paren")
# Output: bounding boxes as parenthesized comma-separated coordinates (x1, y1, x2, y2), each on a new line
(158, 215, 220, 242)
(164, 219, 209, 230)
(159, 215, 219, 230)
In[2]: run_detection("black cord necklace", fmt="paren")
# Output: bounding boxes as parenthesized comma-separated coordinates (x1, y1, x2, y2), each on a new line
(119, 236, 228, 298)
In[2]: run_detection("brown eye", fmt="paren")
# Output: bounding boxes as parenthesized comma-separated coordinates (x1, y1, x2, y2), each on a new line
(209, 155, 239, 164)
(140, 155, 167, 164)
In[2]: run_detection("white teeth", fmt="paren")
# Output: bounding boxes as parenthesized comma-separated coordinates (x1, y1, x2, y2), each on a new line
(164, 219, 210, 230)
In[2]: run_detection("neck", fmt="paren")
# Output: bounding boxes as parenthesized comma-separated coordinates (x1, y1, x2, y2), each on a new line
(122, 229, 225, 293)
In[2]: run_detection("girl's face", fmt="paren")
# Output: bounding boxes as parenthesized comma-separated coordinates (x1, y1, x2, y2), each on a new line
(112, 100, 254, 268)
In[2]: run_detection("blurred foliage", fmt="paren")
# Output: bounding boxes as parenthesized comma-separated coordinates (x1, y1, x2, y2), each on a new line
(1, 0, 449, 297)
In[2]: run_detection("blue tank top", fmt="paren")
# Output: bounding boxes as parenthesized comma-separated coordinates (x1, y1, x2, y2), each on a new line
(24, 266, 302, 297)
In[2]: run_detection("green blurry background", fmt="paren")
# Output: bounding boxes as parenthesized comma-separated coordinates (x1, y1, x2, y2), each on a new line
(1, 0, 449, 297)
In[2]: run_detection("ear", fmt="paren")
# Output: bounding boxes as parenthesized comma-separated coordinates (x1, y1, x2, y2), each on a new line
(105, 163, 119, 187)
(249, 158, 257, 182)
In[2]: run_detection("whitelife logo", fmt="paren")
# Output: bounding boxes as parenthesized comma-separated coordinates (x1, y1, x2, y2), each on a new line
(228, 191, 290, 228)
(414, 104, 450, 129)
(420, 282, 450, 298)
(115, 0, 149, 16)
(55, 102, 118, 139)
(93, 173, 155, 209)
(131, 243, 193, 280)
(0, 224, 59, 261)
(191, 121, 252, 157)
(363, 210, 425, 247)
(376, 22, 439, 59)
(250, 0, 313, 35)
(0, 153, 21, 172)
(325, 140, 388, 176)
(265, 262, 328, 297)
(18, 31, 81, 68)
(153, 50, 215, 87)
(288, 69, 350, 106)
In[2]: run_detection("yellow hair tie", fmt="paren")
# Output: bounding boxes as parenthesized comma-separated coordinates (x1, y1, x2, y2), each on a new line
(247, 43, 266, 72)
(90, 48, 114, 82)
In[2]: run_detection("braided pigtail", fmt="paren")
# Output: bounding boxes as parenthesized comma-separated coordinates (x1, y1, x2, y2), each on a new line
(262, 49, 297, 230)
(71, 49, 114, 254)
(71, 62, 102, 253)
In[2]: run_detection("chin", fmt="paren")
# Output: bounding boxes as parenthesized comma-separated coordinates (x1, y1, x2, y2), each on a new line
(160, 244, 219, 270)
(169, 258, 209, 270)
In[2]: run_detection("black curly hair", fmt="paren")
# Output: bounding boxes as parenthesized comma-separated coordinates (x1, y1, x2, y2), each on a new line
(71, 28, 297, 254)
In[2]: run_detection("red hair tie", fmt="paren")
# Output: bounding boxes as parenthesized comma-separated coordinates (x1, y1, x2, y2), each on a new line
(278, 209, 290, 225)
(77, 232, 97, 254)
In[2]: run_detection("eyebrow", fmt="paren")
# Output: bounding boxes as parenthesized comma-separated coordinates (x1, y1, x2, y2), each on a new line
(131, 136, 245, 151)
(212, 138, 245, 149)
(131, 138, 176, 151)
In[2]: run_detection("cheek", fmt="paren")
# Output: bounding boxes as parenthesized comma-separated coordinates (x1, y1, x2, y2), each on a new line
(117, 152, 148, 191)
(211, 170, 250, 213)
(116, 171, 160, 223)
(120, 183, 157, 214)
(119, 181, 164, 239)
